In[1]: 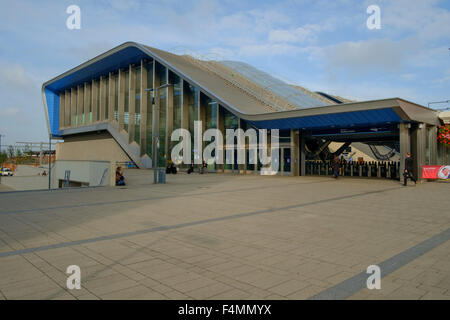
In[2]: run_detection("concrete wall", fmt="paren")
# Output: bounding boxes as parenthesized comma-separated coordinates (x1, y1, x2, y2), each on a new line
(13, 165, 46, 176)
(56, 131, 131, 164)
(53, 160, 113, 187)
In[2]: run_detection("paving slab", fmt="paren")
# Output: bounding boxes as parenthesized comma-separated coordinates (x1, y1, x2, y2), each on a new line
(0, 173, 449, 299)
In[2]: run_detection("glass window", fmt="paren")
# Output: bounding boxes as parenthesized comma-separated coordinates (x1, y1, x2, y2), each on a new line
(94, 80, 100, 122)
(158, 89, 166, 167)
(145, 61, 154, 159)
(72, 88, 78, 126)
(86, 83, 92, 124)
(205, 98, 217, 130)
(224, 108, 238, 171)
(105, 76, 109, 120)
(283, 148, 291, 172)
(124, 70, 129, 131)
(65, 90, 71, 127)
(169, 71, 181, 158)
(169, 71, 181, 130)
(202, 93, 217, 171)
(156, 61, 166, 85)
(114, 73, 119, 121)
(79, 86, 84, 125)
(185, 82, 198, 162)
(134, 66, 141, 144)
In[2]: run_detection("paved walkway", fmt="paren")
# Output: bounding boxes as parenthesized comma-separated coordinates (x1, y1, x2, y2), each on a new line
(0, 184, 14, 192)
(0, 172, 449, 300)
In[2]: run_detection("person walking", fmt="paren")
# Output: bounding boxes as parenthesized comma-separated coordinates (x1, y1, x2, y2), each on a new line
(339, 156, 345, 176)
(403, 152, 416, 186)
(333, 155, 340, 179)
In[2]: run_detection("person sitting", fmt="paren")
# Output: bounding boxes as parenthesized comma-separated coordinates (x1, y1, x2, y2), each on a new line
(201, 160, 208, 174)
(187, 160, 194, 174)
(115, 166, 125, 186)
(165, 161, 177, 174)
(170, 162, 177, 174)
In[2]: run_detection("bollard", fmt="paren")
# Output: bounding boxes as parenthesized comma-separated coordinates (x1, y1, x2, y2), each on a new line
(158, 168, 166, 184)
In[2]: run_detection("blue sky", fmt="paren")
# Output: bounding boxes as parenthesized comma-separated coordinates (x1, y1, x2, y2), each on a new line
(0, 0, 449, 146)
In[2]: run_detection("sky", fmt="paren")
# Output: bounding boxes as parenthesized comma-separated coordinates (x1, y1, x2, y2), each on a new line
(0, 0, 449, 147)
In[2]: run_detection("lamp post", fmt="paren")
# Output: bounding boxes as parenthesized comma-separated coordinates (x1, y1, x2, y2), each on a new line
(145, 83, 173, 184)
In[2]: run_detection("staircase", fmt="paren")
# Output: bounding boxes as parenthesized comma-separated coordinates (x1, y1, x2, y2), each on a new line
(107, 121, 152, 169)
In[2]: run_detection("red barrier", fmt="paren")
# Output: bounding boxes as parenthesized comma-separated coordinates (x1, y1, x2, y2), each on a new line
(422, 165, 450, 180)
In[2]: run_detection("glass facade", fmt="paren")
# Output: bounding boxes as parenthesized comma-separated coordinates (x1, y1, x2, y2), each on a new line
(114, 74, 118, 121)
(223, 107, 238, 171)
(105, 77, 109, 120)
(170, 71, 182, 130)
(94, 80, 100, 122)
(145, 61, 154, 158)
(203, 94, 217, 130)
(134, 66, 141, 144)
(57, 58, 288, 174)
(86, 83, 92, 124)
(201, 93, 218, 171)
(169, 71, 181, 156)
(79, 86, 85, 125)
(158, 88, 166, 167)
(184, 82, 198, 162)
(156, 62, 166, 86)
(283, 148, 291, 172)
(124, 70, 129, 131)
(72, 88, 77, 126)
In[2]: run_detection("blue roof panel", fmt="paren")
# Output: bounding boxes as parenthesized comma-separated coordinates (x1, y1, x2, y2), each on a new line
(248, 108, 402, 130)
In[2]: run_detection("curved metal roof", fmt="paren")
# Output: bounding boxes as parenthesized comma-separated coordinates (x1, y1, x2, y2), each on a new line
(42, 42, 440, 137)
(219, 60, 328, 109)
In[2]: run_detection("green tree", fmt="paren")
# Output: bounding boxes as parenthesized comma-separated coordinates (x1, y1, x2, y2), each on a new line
(0, 151, 6, 166)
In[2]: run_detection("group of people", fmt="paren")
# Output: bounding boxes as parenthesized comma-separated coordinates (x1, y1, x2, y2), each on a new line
(166, 161, 177, 174)
(115, 153, 418, 186)
(115, 159, 211, 186)
(187, 160, 208, 174)
(332, 152, 416, 186)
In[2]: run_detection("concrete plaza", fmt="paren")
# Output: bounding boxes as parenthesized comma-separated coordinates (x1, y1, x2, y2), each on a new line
(0, 171, 449, 300)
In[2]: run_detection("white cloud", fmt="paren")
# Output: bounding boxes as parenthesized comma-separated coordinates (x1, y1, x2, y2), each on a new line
(66, 41, 115, 61)
(239, 43, 307, 57)
(3, 108, 20, 116)
(322, 38, 412, 75)
(379, 0, 450, 41)
(268, 24, 322, 43)
(108, 0, 141, 11)
(0, 64, 38, 90)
